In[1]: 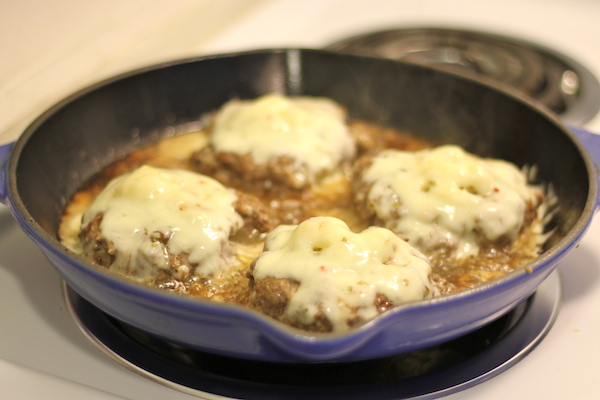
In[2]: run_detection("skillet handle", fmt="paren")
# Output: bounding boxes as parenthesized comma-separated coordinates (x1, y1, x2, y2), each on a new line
(0, 141, 14, 205)
(570, 125, 600, 208)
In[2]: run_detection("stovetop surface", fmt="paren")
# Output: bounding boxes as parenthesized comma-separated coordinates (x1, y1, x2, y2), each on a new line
(62, 274, 560, 400)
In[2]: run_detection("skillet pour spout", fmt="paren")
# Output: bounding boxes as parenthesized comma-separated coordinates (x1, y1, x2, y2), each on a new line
(1, 48, 599, 362)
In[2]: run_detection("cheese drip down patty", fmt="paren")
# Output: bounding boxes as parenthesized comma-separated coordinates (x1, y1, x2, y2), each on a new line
(80, 165, 243, 280)
(358, 145, 544, 258)
(250, 216, 435, 332)
(209, 94, 356, 186)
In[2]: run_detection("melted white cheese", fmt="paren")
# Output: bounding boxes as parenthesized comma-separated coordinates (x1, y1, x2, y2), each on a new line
(362, 145, 542, 258)
(252, 216, 434, 332)
(81, 165, 243, 279)
(210, 94, 356, 184)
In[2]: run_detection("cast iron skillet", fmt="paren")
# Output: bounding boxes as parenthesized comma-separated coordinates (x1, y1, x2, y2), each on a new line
(1, 49, 599, 362)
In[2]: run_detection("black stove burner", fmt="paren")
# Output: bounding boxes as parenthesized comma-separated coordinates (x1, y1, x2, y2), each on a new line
(325, 28, 600, 124)
(64, 271, 561, 400)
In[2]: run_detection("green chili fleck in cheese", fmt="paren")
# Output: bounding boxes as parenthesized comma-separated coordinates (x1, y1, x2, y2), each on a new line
(362, 145, 542, 258)
(252, 216, 434, 332)
(81, 165, 243, 279)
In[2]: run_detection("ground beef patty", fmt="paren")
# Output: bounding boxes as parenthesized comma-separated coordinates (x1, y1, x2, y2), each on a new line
(192, 146, 313, 196)
(80, 212, 195, 293)
(246, 216, 434, 333)
(81, 189, 275, 265)
(351, 146, 544, 258)
(191, 94, 357, 197)
(78, 166, 277, 294)
(247, 272, 397, 333)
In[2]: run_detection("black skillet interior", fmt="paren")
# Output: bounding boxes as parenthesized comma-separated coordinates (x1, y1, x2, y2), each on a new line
(12, 48, 589, 255)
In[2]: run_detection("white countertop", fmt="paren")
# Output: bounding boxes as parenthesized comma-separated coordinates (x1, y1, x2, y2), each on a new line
(2, 1, 600, 399)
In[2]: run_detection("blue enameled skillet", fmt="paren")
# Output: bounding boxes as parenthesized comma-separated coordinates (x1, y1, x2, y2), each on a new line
(1, 49, 599, 362)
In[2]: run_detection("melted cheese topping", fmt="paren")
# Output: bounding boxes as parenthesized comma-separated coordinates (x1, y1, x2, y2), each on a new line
(362, 145, 542, 258)
(210, 94, 356, 183)
(252, 216, 434, 332)
(81, 165, 243, 279)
